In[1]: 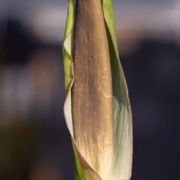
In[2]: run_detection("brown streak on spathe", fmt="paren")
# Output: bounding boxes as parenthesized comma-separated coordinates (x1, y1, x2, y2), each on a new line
(72, 0, 113, 179)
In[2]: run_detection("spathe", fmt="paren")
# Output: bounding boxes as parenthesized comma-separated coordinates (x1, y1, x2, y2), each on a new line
(63, 0, 133, 179)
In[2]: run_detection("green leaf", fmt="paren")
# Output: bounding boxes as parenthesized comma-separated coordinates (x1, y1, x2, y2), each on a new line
(62, 0, 133, 179)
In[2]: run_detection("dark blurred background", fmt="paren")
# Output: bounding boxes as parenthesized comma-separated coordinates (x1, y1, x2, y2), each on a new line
(0, 0, 180, 180)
